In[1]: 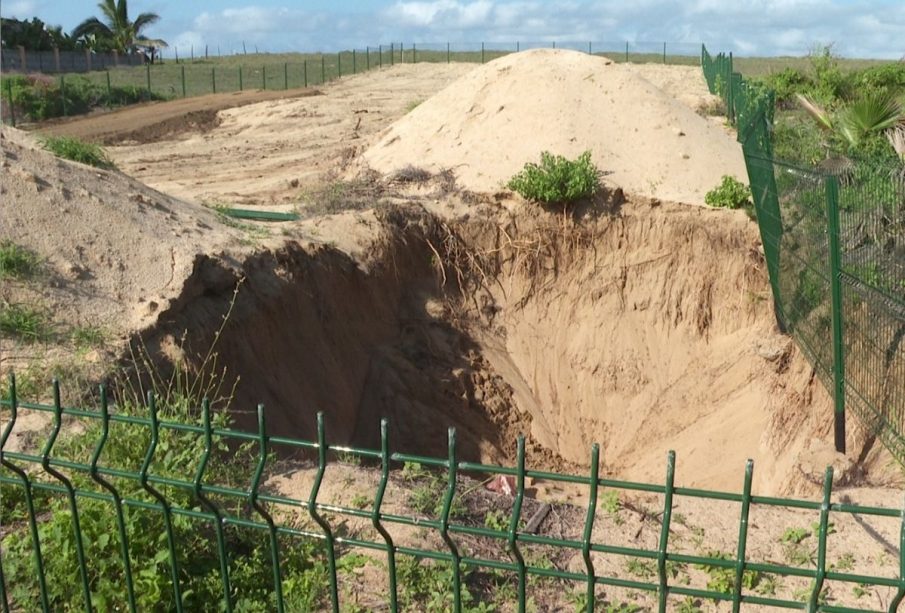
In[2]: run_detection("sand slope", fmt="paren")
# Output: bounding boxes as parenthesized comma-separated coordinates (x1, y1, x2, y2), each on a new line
(362, 49, 747, 205)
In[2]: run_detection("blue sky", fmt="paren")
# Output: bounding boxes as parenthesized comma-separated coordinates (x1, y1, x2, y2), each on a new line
(2, 0, 904, 59)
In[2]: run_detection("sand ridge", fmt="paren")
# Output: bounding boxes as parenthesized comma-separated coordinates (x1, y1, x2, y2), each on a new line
(361, 48, 747, 205)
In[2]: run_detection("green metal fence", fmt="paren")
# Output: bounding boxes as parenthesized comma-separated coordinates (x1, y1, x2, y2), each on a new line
(1, 378, 904, 612)
(702, 44, 905, 465)
(2, 41, 701, 126)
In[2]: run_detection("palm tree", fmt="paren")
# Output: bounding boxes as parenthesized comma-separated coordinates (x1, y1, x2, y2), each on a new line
(797, 91, 904, 151)
(72, 0, 165, 55)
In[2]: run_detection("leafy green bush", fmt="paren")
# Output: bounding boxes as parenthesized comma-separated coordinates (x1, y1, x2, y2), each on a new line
(704, 175, 752, 210)
(758, 68, 812, 107)
(42, 136, 115, 169)
(507, 151, 600, 207)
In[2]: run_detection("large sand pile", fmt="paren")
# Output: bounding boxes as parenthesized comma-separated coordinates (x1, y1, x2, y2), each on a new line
(362, 49, 747, 205)
(0, 127, 239, 338)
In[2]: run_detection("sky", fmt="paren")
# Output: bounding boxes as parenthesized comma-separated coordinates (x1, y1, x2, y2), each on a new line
(2, 0, 904, 59)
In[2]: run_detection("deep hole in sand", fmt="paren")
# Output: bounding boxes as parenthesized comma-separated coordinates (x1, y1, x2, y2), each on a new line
(141, 194, 878, 496)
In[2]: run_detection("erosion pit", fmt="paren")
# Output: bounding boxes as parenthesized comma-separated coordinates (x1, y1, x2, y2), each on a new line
(140, 191, 882, 495)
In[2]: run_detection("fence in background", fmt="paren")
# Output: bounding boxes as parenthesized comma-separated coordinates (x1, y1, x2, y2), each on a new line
(0, 41, 702, 75)
(702, 45, 905, 465)
(1, 380, 903, 612)
(1, 41, 701, 126)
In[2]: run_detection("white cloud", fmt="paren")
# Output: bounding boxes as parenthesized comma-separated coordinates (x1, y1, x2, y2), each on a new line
(3, 0, 40, 18)
(151, 1, 905, 59)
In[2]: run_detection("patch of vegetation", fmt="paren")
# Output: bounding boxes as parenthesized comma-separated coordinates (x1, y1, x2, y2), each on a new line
(42, 136, 115, 169)
(406, 99, 424, 112)
(0, 241, 40, 280)
(70, 324, 107, 350)
(704, 175, 752, 210)
(0, 302, 52, 342)
(397, 556, 492, 612)
(2, 74, 166, 122)
(507, 151, 600, 208)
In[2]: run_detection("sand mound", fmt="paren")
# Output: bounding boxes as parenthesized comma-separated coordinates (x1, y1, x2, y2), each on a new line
(361, 49, 747, 205)
(0, 127, 238, 337)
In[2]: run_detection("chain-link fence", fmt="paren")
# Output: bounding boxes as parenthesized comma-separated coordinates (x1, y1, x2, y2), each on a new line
(1, 380, 903, 612)
(702, 44, 905, 464)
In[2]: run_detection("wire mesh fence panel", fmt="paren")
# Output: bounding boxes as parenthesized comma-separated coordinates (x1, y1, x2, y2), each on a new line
(709, 40, 905, 464)
(1, 381, 904, 612)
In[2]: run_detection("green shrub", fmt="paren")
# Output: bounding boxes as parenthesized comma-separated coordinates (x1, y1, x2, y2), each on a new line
(508, 151, 600, 207)
(42, 136, 115, 169)
(1, 74, 165, 121)
(758, 68, 812, 107)
(0, 302, 51, 342)
(0, 241, 40, 280)
(704, 175, 752, 210)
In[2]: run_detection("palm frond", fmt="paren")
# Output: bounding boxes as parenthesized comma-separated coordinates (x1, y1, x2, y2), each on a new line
(72, 17, 113, 40)
(795, 94, 834, 131)
(837, 91, 903, 148)
(132, 12, 161, 33)
(887, 125, 905, 160)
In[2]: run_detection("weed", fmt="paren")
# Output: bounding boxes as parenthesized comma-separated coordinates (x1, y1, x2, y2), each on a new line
(704, 175, 752, 210)
(350, 494, 370, 510)
(483, 509, 509, 532)
(784, 543, 816, 566)
(507, 151, 600, 208)
(852, 583, 870, 599)
(42, 136, 114, 169)
(780, 526, 811, 545)
(0, 241, 40, 280)
(624, 558, 656, 579)
(333, 449, 361, 465)
(755, 574, 780, 596)
(70, 324, 106, 350)
(406, 99, 424, 112)
(793, 581, 829, 604)
(701, 551, 761, 595)
(0, 302, 51, 342)
(677, 597, 704, 613)
(833, 552, 855, 571)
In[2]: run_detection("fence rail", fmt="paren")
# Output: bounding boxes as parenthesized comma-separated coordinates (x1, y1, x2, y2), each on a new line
(1, 378, 904, 612)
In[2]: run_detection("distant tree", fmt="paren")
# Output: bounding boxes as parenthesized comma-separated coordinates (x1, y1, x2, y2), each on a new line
(1, 17, 76, 50)
(72, 0, 166, 55)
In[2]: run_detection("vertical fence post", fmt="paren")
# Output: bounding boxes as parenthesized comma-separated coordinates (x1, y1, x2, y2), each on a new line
(447, 42, 450, 63)
(413, 43, 417, 63)
(309, 413, 339, 613)
(552, 41, 556, 49)
(337, 52, 341, 78)
(372, 419, 399, 611)
(517, 41, 520, 52)
(5, 79, 15, 127)
(582, 444, 600, 612)
(366, 46, 370, 70)
(588, 41, 592, 54)
(663, 42, 667, 63)
(508, 437, 528, 611)
(146, 62, 151, 98)
(625, 41, 629, 62)
(321, 55, 325, 83)
(107, 69, 112, 101)
(352, 50, 356, 74)
(439, 428, 462, 612)
(808, 469, 834, 610)
(175, 46, 179, 63)
(284, 62, 288, 89)
(390, 43, 394, 66)
(211, 67, 216, 93)
(379, 45, 383, 68)
(826, 175, 847, 453)
(262, 65, 266, 90)
(731, 460, 754, 613)
(303, 60, 307, 87)
(889, 496, 905, 612)
(181, 65, 186, 97)
(655, 452, 676, 613)
(481, 42, 485, 64)
(239, 66, 243, 91)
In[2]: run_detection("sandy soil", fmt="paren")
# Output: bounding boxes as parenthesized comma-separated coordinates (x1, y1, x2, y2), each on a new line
(361, 50, 745, 205)
(2, 51, 900, 556)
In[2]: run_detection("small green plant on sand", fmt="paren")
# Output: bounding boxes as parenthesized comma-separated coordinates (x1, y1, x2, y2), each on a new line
(0, 241, 40, 280)
(42, 136, 115, 169)
(705, 175, 752, 210)
(0, 302, 51, 342)
(508, 151, 600, 208)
